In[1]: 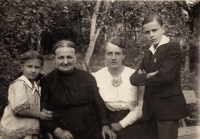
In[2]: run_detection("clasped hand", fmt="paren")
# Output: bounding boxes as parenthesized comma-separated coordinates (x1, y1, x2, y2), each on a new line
(53, 125, 116, 139)
(138, 69, 159, 79)
(111, 123, 123, 131)
(138, 69, 145, 74)
(54, 127, 74, 139)
(39, 108, 53, 120)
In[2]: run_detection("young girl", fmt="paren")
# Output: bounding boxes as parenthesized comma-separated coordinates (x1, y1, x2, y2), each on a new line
(0, 50, 53, 139)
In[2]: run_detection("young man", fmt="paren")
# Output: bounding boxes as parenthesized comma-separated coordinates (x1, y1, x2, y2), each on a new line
(130, 14, 189, 139)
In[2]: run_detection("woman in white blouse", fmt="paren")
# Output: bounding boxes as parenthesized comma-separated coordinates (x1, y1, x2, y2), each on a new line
(92, 37, 150, 139)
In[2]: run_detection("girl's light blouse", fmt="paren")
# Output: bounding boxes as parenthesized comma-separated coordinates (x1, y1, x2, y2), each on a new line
(0, 75, 40, 139)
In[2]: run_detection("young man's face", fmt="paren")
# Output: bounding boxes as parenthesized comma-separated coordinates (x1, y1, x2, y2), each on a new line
(143, 19, 165, 46)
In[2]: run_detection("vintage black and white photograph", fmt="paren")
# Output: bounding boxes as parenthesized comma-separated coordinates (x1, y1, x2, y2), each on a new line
(0, 0, 199, 139)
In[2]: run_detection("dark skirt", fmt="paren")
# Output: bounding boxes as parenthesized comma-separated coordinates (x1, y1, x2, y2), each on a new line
(107, 109, 151, 139)
(52, 105, 104, 139)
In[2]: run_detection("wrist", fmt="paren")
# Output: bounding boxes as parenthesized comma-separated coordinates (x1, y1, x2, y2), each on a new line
(102, 125, 110, 130)
(119, 121, 126, 128)
(54, 127, 63, 136)
(37, 112, 41, 119)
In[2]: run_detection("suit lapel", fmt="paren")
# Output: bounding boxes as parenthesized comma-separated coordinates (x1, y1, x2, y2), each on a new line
(143, 51, 152, 73)
(151, 44, 165, 71)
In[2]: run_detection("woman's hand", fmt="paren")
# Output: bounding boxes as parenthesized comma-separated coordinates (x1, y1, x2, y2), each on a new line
(54, 127, 74, 139)
(102, 125, 116, 139)
(111, 123, 123, 131)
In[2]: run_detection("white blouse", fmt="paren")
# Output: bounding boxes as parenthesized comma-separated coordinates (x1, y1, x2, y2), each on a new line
(0, 75, 41, 139)
(92, 67, 144, 128)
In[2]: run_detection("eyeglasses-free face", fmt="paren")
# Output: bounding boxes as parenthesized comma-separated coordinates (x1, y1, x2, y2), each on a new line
(105, 42, 125, 69)
(143, 19, 165, 46)
(54, 47, 77, 73)
(21, 59, 42, 82)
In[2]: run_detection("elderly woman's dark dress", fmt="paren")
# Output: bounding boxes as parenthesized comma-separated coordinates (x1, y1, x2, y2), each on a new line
(40, 68, 109, 139)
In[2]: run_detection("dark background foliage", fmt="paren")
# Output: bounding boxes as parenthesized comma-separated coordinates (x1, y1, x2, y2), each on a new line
(0, 0, 199, 121)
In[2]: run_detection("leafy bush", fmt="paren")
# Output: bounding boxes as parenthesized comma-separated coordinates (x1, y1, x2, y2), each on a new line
(180, 71, 199, 127)
(0, 47, 21, 116)
(181, 70, 198, 91)
(185, 103, 200, 126)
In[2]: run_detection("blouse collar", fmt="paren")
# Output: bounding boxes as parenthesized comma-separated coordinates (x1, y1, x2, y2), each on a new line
(18, 75, 40, 95)
(149, 35, 170, 54)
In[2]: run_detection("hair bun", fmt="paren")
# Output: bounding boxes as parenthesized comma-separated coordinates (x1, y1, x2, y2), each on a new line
(110, 37, 126, 48)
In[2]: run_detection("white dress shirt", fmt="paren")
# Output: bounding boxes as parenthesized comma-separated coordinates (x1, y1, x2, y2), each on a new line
(149, 35, 170, 55)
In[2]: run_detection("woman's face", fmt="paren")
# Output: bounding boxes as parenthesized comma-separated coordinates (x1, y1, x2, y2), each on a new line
(105, 42, 125, 69)
(54, 46, 77, 73)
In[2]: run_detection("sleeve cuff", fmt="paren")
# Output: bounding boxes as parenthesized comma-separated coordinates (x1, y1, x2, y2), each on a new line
(12, 101, 30, 114)
(119, 120, 130, 128)
(119, 106, 142, 128)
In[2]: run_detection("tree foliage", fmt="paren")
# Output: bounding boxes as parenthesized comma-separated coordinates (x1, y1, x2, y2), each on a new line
(0, 0, 199, 114)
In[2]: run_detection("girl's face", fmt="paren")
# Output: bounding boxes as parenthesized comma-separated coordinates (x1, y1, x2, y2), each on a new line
(143, 19, 165, 45)
(105, 42, 125, 69)
(21, 59, 42, 82)
(54, 46, 77, 73)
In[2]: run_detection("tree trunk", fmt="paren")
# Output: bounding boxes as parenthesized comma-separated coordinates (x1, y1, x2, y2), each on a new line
(85, 0, 102, 66)
(195, 3, 200, 98)
(85, 0, 111, 66)
(36, 33, 41, 52)
(184, 44, 190, 72)
(184, 55, 190, 72)
(85, 27, 102, 66)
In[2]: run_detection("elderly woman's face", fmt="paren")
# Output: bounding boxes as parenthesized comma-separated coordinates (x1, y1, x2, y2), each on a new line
(105, 42, 125, 69)
(54, 46, 77, 73)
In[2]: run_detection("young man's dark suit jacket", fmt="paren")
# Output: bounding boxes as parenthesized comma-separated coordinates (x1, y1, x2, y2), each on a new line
(130, 40, 189, 121)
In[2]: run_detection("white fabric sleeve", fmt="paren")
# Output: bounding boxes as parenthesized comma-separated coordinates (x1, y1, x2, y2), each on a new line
(119, 102, 143, 128)
(119, 86, 144, 128)
(9, 81, 30, 114)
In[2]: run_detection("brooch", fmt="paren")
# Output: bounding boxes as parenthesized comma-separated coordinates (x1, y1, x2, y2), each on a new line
(111, 77, 122, 87)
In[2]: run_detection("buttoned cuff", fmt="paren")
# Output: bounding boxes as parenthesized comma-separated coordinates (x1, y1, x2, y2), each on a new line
(119, 119, 135, 128)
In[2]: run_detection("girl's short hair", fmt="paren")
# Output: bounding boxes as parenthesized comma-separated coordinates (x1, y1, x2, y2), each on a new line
(52, 40, 77, 55)
(101, 37, 127, 55)
(20, 50, 44, 66)
(142, 14, 163, 26)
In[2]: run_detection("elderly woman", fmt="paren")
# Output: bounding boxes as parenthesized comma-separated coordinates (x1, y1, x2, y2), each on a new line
(92, 37, 150, 139)
(40, 40, 116, 139)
